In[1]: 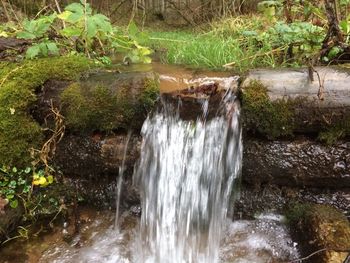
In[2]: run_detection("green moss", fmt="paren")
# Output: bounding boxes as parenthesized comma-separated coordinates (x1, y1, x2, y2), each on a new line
(141, 78, 159, 111)
(318, 117, 350, 145)
(285, 202, 312, 225)
(61, 76, 159, 132)
(286, 203, 350, 252)
(242, 80, 295, 139)
(0, 56, 92, 167)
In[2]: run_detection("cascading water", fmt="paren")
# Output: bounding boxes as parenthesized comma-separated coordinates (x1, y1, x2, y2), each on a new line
(2, 68, 301, 263)
(133, 90, 243, 263)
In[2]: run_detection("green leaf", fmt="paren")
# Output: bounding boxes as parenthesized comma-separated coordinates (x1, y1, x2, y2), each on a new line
(17, 31, 36, 39)
(339, 20, 349, 34)
(12, 167, 17, 173)
(24, 167, 31, 174)
(92, 14, 112, 33)
(23, 185, 31, 193)
(57, 11, 72, 21)
(47, 42, 59, 55)
(6, 194, 14, 200)
(39, 42, 48, 57)
(128, 21, 139, 40)
(328, 46, 343, 59)
(65, 3, 84, 16)
(60, 27, 82, 37)
(86, 17, 97, 39)
(26, 45, 40, 59)
(9, 180, 16, 188)
(10, 199, 18, 208)
(47, 175, 54, 184)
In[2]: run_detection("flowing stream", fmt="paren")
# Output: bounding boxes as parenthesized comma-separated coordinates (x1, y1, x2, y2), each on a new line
(132, 92, 242, 263)
(0, 68, 300, 263)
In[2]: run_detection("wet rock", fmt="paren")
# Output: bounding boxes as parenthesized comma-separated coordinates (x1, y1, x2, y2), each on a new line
(234, 185, 350, 220)
(241, 67, 350, 140)
(0, 206, 23, 243)
(54, 134, 141, 208)
(55, 134, 141, 178)
(286, 203, 350, 263)
(243, 137, 350, 188)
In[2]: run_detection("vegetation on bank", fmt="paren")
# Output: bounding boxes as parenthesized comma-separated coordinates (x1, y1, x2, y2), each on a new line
(144, 17, 324, 70)
(0, 56, 91, 217)
(0, 1, 152, 63)
(143, 1, 350, 71)
(0, 1, 158, 234)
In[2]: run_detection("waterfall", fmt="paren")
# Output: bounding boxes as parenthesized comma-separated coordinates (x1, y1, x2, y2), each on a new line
(133, 91, 243, 263)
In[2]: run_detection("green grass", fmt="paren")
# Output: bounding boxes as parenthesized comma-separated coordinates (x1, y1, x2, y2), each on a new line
(143, 15, 325, 71)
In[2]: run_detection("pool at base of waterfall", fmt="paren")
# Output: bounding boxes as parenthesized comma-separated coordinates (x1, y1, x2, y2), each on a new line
(1, 208, 299, 263)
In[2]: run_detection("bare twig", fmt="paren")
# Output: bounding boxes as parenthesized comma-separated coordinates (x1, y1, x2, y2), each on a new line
(54, 0, 66, 28)
(287, 248, 350, 263)
(6, 0, 19, 23)
(31, 100, 65, 173)
(1, 0, 11, 22)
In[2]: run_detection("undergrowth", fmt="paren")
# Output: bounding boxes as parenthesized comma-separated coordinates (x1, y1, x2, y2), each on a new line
(144, 15, 326, 71)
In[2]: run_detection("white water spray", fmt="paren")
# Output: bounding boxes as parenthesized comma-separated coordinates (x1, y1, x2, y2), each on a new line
(133, 91, 243, 263)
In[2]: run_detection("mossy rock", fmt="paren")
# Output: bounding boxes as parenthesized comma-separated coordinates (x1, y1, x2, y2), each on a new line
(241, 80, 295, 139)
(0, 56, 92, 167)
(60, 71, 159, 132)
(286, 203, 350, 263)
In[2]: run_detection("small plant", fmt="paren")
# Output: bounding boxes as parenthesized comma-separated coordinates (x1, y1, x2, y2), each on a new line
(0, 166, 54, 209)
(58, 1, 112, 55)
(12, 0, 152, 63)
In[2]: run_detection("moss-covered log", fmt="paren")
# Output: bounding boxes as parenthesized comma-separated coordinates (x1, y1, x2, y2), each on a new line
(0, 56, 92, 167)
(241, 66, 350, 141)
(59, 71, 159, 132)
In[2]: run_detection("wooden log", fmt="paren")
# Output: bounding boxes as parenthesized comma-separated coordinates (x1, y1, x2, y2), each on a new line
(241, 66, 350, 139)
(243, 137, 350, 188)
